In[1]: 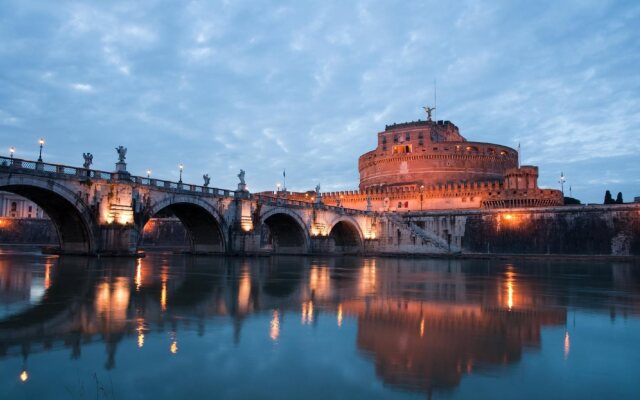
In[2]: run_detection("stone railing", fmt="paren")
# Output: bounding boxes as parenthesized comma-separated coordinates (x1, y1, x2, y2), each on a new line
(253, 194, 367, 215)
(0, 156, 237, 198)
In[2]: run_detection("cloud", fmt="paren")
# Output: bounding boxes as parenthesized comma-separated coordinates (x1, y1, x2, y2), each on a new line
(71, 83, 94, 92)
(0, 0, 638, 202)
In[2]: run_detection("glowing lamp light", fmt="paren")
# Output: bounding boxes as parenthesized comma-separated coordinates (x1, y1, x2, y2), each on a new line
(20, 370, 28, 382)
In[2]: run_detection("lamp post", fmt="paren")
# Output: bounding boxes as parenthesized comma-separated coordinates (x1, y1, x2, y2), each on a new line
(147, 169, 151, 179)
(9, 147, 15, 160)
(558, 172, 566, 196)
(37, 138, 44, 162)
(420, 185, 424, 211)
(178, 164, 183, 183)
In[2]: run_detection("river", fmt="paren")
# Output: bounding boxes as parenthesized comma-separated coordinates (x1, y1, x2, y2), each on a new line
(1, 248, 639, 399)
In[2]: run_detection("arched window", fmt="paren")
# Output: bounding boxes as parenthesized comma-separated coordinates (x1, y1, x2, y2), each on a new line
(10, 202, 17, 212)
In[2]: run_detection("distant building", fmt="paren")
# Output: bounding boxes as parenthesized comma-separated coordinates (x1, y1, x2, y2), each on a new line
(634, 196, 640, 203)
(0, 191, 47, 218)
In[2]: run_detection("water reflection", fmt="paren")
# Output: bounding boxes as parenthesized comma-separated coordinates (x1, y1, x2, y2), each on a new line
(1, 252, 639, 398)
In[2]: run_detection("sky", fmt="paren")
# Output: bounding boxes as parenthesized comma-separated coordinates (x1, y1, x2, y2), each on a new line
(0, 0, 639, 203)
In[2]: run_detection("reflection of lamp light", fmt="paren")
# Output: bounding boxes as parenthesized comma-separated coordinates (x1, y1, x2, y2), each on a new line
(169, 330, 178, 354)
(270, 309, 280, 341)
(137, 318, 145, 348)
(337, 304, 343, 328)
(20, 370, 28, 382)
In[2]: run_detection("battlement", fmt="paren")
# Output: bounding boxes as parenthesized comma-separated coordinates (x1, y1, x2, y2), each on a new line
(385, 120, 456, 131)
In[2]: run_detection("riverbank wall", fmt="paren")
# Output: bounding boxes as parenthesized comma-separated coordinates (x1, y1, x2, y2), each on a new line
(378, 204, 640, 256)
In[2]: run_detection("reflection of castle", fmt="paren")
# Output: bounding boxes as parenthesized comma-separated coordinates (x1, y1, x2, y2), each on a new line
(349, 299, 566, 393)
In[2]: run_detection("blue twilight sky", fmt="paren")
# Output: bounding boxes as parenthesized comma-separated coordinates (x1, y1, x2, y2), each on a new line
(0, 0, 639, 202)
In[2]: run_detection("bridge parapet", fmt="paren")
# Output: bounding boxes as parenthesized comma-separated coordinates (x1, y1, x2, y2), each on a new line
(253, 194, 371, 216)
(0, 156, 237, 199)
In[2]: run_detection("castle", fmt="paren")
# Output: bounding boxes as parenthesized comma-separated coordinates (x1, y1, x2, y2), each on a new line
(272, 114, 563, 211)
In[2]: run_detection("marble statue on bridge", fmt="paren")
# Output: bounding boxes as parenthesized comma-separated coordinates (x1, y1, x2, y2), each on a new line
(203, 174, 210, 187)
(82, 153, 93, 169)
(115, 146, 127, 162)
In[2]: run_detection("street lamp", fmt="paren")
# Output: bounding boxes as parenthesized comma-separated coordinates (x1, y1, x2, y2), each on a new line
(37, 138, 44, 162)
(147, 169, 151, 179)
(9, 147, 15, 159)
(420, 185, 425, 211)
(178, 164, 183, 183)
(558, 172, 566, 196)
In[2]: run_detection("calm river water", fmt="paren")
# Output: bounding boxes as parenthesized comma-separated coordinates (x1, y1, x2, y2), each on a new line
(0, 249, 639, 399)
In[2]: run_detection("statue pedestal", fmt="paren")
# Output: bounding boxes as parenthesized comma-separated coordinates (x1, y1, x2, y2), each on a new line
(114, 162, 130, 181)
(237, 183, 247, 192)
(315, 194, 323, 205)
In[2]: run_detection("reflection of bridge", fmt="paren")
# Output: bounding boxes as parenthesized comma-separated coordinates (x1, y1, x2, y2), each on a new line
(0, 254, 588, 394)
(0, 156, 377, 255)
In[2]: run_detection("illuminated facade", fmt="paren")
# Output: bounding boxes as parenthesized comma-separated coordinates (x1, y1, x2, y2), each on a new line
(0, 191, 46, 218)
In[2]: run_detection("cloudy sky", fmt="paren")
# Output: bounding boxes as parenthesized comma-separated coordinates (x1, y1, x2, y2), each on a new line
(1, 0, 638, 202)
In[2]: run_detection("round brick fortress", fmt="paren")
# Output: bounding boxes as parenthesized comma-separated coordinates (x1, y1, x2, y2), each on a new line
(358, 120, 518, 191)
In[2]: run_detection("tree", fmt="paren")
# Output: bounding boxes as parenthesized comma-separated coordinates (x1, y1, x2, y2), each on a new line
(604, 190, 614, 204)
(616, 192, 623, 204)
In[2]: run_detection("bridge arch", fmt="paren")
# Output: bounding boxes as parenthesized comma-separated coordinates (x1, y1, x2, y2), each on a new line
(327, 216, 364, 254)
(0, 176, 96, 254)
(142, 196, 227, 254)
(260, 208, 310, 254)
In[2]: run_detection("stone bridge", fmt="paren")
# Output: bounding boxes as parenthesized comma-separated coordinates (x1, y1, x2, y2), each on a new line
(0, 155, 378, 256)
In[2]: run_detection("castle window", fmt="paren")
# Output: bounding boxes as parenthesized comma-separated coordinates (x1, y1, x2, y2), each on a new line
(28, 206, 32, 212)
(419, 139, 424, 146)
(393, 135, 399, 143)
(397, 201, 402, 208)
(393, 144, 412, 154)
(433, 147, 438, 151)
(418, 131, 424, 139)
(382, 136, 387, 144)
(10, 202, 17, 212)
(404, 201, 408, 208)
(405, 133, 410, 141)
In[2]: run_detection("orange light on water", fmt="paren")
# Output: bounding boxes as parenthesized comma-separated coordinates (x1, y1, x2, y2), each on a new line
(270, 310, 280, 341)
(20, 370, 28, 382)
(337, 304, 343, 328)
